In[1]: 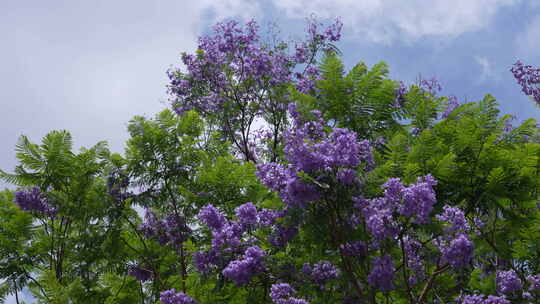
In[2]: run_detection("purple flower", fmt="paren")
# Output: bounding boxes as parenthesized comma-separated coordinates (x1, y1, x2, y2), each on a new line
(14, 187, 57, 217)
(270, 283, 296, 301)
(323, 18, 343, 42)
(367, 255, 395, 291)
(458, 294, 510, 304)
(399, 174, 437, 224)
(198, 205, 226, 231)
(235, 202, 258, 227)
(336, 168, 357, 185)
(160, 289, 197, 304)
(339, 241, 366, 257)
(222, 246, 266, 285)
(511, 60, 540, 105)
(436, 205, 470, 234)
(140, 209, 190, 247)
(192, 250, 218, 274)
(402, 236, 424, 284)
(442, 95, 460, 119)
(419, 76, 442, 95)
(211, 222, 243, 249)
(139, 209, 169, 245)
(496, 270, 522, 295)
(128, 265, 152, 282)
(269, 224, 298, 248)
(527, 274, 540, 291)
(394, 81, 407, 107)
(362, 198, 398, 240)
(258, 208, 282, 226)
(302, 261, 340, 288)
(436, 233, 474, 269)
(270, 283, 309, 304)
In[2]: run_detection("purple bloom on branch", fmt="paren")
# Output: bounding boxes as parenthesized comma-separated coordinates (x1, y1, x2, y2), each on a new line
(436, 233, 473, 269)
(235, 202, 258, 227)
(367, 255, 395, 291)
(128, 265, 152, 282)
(198, 205, 227, 231)
(528, 274, 540, 291)
(14, 187, 57, 217)
(270, 283, 309, 304)
(160, 289, 197, 304)
(511, 60, 540, 105)
(496, 270, 522, 295)
(222, 246, 266, 285)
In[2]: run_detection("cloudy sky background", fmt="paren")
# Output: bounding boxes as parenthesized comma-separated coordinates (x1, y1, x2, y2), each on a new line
(2, 1, 540, 300)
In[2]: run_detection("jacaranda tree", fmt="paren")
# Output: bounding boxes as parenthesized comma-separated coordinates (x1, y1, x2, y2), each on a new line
(1, 17, 539, 304)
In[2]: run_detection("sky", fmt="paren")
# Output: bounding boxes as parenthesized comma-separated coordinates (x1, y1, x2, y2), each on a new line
(1, 1, 540, 300)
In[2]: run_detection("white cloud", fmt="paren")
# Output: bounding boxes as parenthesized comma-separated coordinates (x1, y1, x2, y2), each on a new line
(0, 0, 259, 188)
(272, 0, 520, 44)
(516, 14, 540, 56)
(474, 56, 494, 83)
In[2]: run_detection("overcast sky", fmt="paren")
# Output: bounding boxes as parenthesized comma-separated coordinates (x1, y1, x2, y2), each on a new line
(2, 0, 540, 302)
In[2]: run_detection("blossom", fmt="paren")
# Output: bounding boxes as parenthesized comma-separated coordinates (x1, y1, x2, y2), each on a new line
(367, 255, 395, 291)
(496, 270, 522, 295)
(128, 265, 152, 282)
(511, 60, 540, 105)
(302, 261, 340, 288)
(527, 274, 540, 291)
(270, 283, 309, 304)
(235, 202, 258, 227)
(160, 289, 197, 304)
(458, 294, 510, 304)
(442, 95, 460, 119)
(14, 187, 57, 217)
(436, 205, 470, 234)
(339, 241, 367, 257)
(436, 233, 474, 269)
(198, 205, 226, 231)
(222, 246, 266, 285)
(394, 81, 407, 107)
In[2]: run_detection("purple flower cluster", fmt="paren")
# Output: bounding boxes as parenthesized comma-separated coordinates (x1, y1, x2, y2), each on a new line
(511, 60, 540, 105)
(402, 236, 424, 284)
(394, 81, 407, 107)
(127, 265, 152, 282)
(257, 106, 373, 207)
(160, 289, 197, 304)
(196, 203, 281, 279)
(302, 261, 340, 288)
(222, 246, 266, 285)
(354, 175, 438, 240)
(434, 205, 474, 269)
(528, 274, 540, 291)
(139, 209, 191, 247)
(496, 270, 522, 295)
(270, 283, 309, 304)
(235, 202, 258, 227)
(367, 255, 395, 291)
(169, 18, 342, 116)
(358, 197, 398, 240)
(14, 187, 57, 217)
(442, 95, 460, 119)
(198, 204, 227, 231)
(436, 205, 470, 234)
(339, 241, 367, 257)
(435, 233, 474, 269)
(192, 249, 219, 274)
(458, 294, 510, 304)
(269, 224, 299, 248)
(419, 76, 442, 96)
(107, 169, 132, 201)
(284, 112, 371, 173)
